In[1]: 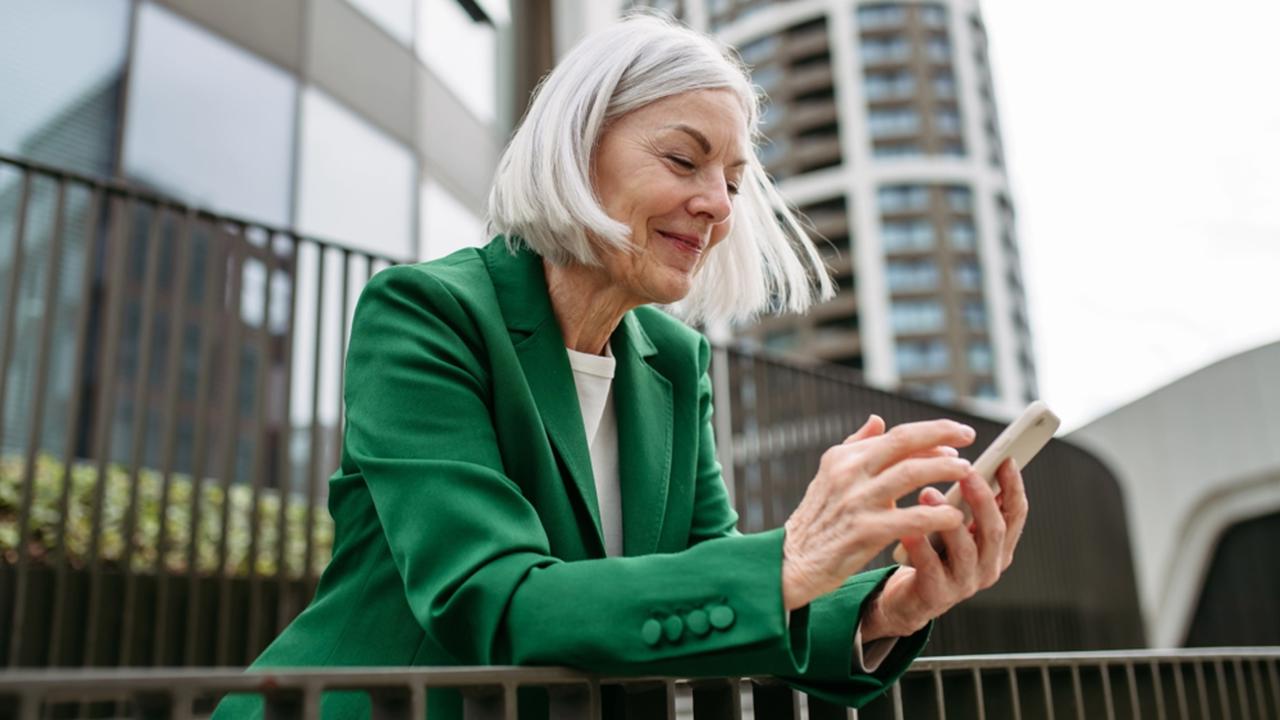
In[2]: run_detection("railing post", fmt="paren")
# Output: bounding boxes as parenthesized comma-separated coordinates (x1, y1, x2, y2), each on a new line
(750, 680, 800, 720)
(690, 678, 741, 720)
(621, 680, 675, 718)
(369, 685, 423, 720)
(547, 682, 601, 720)
(462, 684, 517, 720)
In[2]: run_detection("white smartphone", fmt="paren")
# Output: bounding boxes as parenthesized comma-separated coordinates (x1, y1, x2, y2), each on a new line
(891, 400, 1061, 566)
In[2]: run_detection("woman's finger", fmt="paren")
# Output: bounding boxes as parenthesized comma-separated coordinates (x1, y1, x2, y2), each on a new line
(908, 446, 961, 460)
(925, 484, 978, 583)
(876, 503, 965, 544)
(870, 456, 973, 504)
(959, 472, 1005, 587)
(859, 420, 977, 475)
(843, 414, 886, 444)
(995, 459, 1029, 568)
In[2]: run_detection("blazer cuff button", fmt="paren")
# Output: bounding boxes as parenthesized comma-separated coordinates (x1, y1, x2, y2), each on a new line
(708, 604, 736, 631)
(641, 618, 663, 647)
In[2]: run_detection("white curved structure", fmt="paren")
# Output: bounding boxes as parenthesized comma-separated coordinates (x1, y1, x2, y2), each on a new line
(1069, 340, 1280, 647)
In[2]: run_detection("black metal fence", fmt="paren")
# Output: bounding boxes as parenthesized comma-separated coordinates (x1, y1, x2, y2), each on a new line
(2, 649, 1277, 719)
(0, 151, 1147, 674)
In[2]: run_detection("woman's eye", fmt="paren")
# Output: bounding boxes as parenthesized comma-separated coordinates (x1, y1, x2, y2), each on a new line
(667, 155, 695, 170)
(727, 182, 741, 196)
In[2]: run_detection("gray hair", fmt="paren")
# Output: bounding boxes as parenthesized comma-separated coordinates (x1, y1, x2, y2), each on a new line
(487, 12, 833, 325)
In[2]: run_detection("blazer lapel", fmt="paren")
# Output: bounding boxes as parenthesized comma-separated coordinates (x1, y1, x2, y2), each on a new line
(613, 312, 673, 557)
(485, 238, 604, 555)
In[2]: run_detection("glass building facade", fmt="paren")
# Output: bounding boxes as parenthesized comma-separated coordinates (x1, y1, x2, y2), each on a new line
(0, 0, 514, 475)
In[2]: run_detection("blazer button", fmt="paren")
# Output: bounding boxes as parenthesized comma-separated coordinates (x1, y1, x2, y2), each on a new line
(641, 618, 663, 647)
(663, 615, 684, 643)
(708, 604, 736, 630)
(686, 609, 710, 636)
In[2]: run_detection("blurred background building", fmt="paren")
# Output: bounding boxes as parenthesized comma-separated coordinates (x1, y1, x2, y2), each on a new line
(612, 0, 1036, 418)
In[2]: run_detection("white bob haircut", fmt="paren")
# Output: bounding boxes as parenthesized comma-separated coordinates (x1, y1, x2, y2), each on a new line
(487, 13, 833, 326)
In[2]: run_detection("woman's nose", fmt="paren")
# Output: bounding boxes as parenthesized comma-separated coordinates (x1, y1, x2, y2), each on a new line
(688, 179, 733, 224)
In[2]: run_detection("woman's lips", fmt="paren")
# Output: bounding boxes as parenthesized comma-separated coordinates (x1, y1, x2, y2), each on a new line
(658, 230, 703, 254)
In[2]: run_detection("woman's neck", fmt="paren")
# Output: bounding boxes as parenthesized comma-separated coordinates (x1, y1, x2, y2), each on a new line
(543, 259, 636, 356)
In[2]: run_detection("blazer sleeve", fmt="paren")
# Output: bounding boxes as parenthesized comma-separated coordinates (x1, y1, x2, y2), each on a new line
(345, 266, 809, 679)
(686, 336, 931, 705)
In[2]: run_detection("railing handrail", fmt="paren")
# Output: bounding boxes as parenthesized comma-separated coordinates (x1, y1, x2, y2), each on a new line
(0, 151, 404, 265)
(3, 648, 1277, 690)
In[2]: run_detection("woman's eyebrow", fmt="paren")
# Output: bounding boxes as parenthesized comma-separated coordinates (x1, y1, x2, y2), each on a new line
(664, 123, 748, 167)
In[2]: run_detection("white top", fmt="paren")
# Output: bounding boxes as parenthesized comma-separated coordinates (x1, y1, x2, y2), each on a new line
(564, 342, 894, 670)
(565, 343, 624, 557)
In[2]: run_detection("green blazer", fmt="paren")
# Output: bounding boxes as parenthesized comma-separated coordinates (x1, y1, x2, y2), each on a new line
(213, 237, 929, 719)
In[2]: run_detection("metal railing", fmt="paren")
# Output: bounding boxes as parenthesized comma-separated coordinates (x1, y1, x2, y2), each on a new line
(2, 151, 1147, 672)
(1, 649, 1277, 719)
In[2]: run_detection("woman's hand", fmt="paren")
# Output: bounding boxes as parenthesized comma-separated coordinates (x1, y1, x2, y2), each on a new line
(859, 458, 1030, 641)
(781, 415, 977, 610)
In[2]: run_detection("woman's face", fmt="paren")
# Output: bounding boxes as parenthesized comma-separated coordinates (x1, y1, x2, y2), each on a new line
(590, 89, 748, 306)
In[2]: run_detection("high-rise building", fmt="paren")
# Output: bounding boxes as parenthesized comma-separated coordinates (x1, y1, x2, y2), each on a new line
(620, 0, 1037, 414)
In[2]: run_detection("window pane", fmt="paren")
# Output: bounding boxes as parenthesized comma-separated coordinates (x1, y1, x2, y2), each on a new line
(882, 220, 934, 251)
(891, 300, 945, 334)
(123, 3, 296, 225)
(954, 259, 982, 289)
(0, 0, 130, 174)
(347, 0, 414, 45)
(420, 177, 486, 261)
(887, 259, 939, 292)
(297, 87, 416, 258)
(418, 0, 496, 123)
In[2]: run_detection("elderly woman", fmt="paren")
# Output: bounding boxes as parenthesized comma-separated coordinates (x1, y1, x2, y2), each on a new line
(214, 14, 1027, 720)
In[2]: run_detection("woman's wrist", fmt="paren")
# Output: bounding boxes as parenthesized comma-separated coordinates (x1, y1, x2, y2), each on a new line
(860, 592, 925, 642)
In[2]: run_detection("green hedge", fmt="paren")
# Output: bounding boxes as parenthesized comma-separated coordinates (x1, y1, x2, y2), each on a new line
(0, 454, 333, 578)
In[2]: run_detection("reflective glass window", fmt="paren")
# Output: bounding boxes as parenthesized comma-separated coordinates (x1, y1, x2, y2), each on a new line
(124, 3, 296, 226)
(950, 220, 977, 249)
(419, 177, 486, 261)
(0, 0, 130, 174)
(860, 37, 910, 64)
(963, 300, 987, 331)
(868, 108, 920, 137)
(896, 339, 949, 374)
(968, 341, 994, 373)
(347, 0, 415, 45)
(882, 220, 934, 251)
(946, 185, 972, 212)
(878, 184, 929, 213)
(936, 108, 962, 134)
(873, 141, 922, 158)
(927, 37, 952, 63)
(296, 87, 417, 258)
(919, 4, 948, 28)
(886, 259, 939, 292)
(891, 300, 945, 334)
(418, 0, 496, 123)
(857, 4, 907, 30)
(738, 35, 780, 66)
(954, 259, 982, 289)
(864, 71, 915, 100)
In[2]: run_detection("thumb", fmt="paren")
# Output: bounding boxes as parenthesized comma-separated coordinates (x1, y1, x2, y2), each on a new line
(844, 414, 886, 444)
(918, 486, 947, 505)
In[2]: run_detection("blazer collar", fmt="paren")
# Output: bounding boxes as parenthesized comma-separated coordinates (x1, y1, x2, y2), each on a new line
(484, 237, 672, 557)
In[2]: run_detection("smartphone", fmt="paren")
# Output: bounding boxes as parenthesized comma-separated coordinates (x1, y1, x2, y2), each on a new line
(891, 400, 1061, 566)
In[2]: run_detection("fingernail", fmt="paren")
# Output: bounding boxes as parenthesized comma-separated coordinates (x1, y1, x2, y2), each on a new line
(940, 446, 959, 457)
(960, 424, 976, 440)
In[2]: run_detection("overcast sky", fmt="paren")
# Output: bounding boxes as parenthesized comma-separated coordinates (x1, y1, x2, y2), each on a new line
(977, 0, 1280, 431)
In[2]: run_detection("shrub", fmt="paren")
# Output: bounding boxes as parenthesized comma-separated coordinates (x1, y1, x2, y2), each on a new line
(0, 454, 333, 578)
